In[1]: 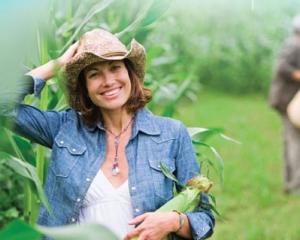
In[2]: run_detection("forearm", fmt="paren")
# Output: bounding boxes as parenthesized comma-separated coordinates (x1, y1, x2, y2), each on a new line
(174, 213, 193, 239)
(1, 42, 77, 120)
(26, 59, 62, 81)
(26, 41, 78, 81)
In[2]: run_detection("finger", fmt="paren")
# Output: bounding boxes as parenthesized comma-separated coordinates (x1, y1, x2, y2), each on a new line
(123, 234, 131, 240)
(72, 41, 79, 48)
(137, 232, 148, 240)
(128, 213, 149, 225)
(124, 228, 142, 239)
(69, 42, 79, 53)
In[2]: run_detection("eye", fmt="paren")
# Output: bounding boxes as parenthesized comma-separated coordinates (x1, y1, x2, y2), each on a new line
(111, 65, 121, 71)
(88, 72, 97, 78)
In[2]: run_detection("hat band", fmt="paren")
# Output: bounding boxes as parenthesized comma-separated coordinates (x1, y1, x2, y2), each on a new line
(102, 51, 127, 58)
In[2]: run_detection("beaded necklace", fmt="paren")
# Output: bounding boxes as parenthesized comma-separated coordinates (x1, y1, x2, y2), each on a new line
(104, 117, 134, 176)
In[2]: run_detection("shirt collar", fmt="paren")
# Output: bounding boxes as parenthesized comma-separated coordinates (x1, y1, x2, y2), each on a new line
(85, 108, 161, 137)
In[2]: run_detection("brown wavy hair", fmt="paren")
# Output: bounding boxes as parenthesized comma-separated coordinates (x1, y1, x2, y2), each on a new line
(65, 59, 152, 126)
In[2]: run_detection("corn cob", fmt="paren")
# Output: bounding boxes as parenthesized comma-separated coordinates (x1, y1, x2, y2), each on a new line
(130, 175, 213, 240)
(158, 175, 212, 212)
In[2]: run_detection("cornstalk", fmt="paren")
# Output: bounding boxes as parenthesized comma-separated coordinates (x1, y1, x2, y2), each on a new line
(67, 0, 73, 25)
(24, 180, 32, 222)
(3, 128, 34, 223)
(29, 28, 49, 224)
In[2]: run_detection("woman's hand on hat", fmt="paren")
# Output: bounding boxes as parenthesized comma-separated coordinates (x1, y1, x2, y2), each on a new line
(57, 41, 79, 67)
(26, 42, 79, 81)
(124, 212, 179, 240)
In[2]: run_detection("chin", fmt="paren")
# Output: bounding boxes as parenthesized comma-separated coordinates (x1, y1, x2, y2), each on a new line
(101, 102, 127, 111)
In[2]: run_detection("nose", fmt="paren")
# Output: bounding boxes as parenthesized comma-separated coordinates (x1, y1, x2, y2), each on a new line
(102, 71, 115, 86)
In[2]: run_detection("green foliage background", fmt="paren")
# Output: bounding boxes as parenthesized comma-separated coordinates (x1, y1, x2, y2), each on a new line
(148, 0, 300, 93)
(1, 0, 300, 239)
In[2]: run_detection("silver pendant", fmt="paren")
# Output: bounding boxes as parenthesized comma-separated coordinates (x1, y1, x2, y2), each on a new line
(112, 165, 120, 176)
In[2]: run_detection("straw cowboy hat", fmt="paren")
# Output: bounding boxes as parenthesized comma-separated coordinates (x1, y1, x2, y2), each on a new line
(65, 28, 146, 83)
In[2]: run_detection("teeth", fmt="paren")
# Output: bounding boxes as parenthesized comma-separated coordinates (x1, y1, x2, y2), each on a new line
(102, 88, 121, 96)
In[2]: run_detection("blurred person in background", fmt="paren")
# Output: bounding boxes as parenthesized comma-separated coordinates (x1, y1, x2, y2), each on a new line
(269, 16, 300, 194)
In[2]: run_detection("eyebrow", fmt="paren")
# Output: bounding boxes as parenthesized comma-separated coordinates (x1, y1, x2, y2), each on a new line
(85, 67, 99, 73)
(85, 61, 118, 73)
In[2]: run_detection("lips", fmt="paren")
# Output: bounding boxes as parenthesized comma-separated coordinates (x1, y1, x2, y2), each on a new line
(100, 87, 122, 97)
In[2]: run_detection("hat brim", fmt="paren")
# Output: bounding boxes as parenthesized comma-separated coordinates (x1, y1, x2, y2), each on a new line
(65, 39, 145, 83)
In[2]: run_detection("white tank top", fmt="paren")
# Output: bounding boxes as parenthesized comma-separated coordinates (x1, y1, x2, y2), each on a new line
(79, 169, 134, 239)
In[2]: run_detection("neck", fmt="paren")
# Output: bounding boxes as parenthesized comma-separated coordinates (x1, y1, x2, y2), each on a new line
(101, 108, 133, 134)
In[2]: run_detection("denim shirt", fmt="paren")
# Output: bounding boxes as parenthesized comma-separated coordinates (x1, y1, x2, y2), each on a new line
(1, 76, 214, 240)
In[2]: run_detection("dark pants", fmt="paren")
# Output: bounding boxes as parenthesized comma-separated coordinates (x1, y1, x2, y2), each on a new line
(282, 115, 300, 193)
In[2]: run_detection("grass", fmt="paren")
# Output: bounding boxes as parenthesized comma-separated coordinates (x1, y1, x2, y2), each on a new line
(175, 89, 300, 240)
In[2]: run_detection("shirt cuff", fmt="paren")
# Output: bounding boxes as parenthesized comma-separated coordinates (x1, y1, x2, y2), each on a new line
(185, 211, 214, 240)
(31, 75, 46, 97)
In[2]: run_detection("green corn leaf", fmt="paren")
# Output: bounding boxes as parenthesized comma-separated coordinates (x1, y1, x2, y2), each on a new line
(140, 0, 172, 27)
(159, 161, 180, 185)
(116, 1, 153, 39)
(208, 145, 224, 183)
(208, 194, 217, 207)
(200, 202, 221, 217)
(188, 127, 223, 141)
(200, 157, 219, 179)
(0, 152, 31, 178)
(0, 219, 118, 240)
(0, 220, 41, 240)
(220, 133, 241, 144)
(60, 0, 115, 55)
(0, 152, 52, 214)
(192, 140, 224, 183)
(162, 78, 192, 117)
(54, 95, 68, 111)
(7, 129, 36, 165)
(188, 127, 240, 144)
(3, 207, 19, 219)
(3, 128, 26, 162)
(36, 223, 118, 240)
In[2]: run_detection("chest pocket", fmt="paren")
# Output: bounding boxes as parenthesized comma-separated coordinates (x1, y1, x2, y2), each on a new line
(51, 136, 87, 177)
(148, 137, 176, 202)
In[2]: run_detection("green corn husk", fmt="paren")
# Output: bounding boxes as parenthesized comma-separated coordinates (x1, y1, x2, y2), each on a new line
(158, 175, 213, 212)
(130, 174, 213, 240)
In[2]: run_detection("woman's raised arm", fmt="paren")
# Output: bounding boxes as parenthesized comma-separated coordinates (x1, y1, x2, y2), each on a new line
(0, 42, 79, 148)
(26, 41, 78, 81)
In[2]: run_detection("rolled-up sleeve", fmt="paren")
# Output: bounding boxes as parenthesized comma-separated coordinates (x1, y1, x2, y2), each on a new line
(185, 195, 215, 239)
(32, 75, 47, 97)
(174, 122, 215, 240)
(0, 75, 65, 148)
(0, 75, 45, 115)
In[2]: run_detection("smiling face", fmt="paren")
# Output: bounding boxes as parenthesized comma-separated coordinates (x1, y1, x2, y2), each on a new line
(83, 60, 131, 113)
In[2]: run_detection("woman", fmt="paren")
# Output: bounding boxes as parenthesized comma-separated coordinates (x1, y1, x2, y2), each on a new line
(3, 29, 214, 239)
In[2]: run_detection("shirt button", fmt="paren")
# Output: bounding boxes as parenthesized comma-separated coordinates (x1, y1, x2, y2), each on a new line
(71, 218, 76, 222)
(86, 178, 91, 182)
(60, 140, 64, 144)
(131, 186, 136, 191)
(72, 148, 76, 152)
(76, 198, 81, 202)
(157, 165, 161, 169)
(135, 208, 140, 213)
